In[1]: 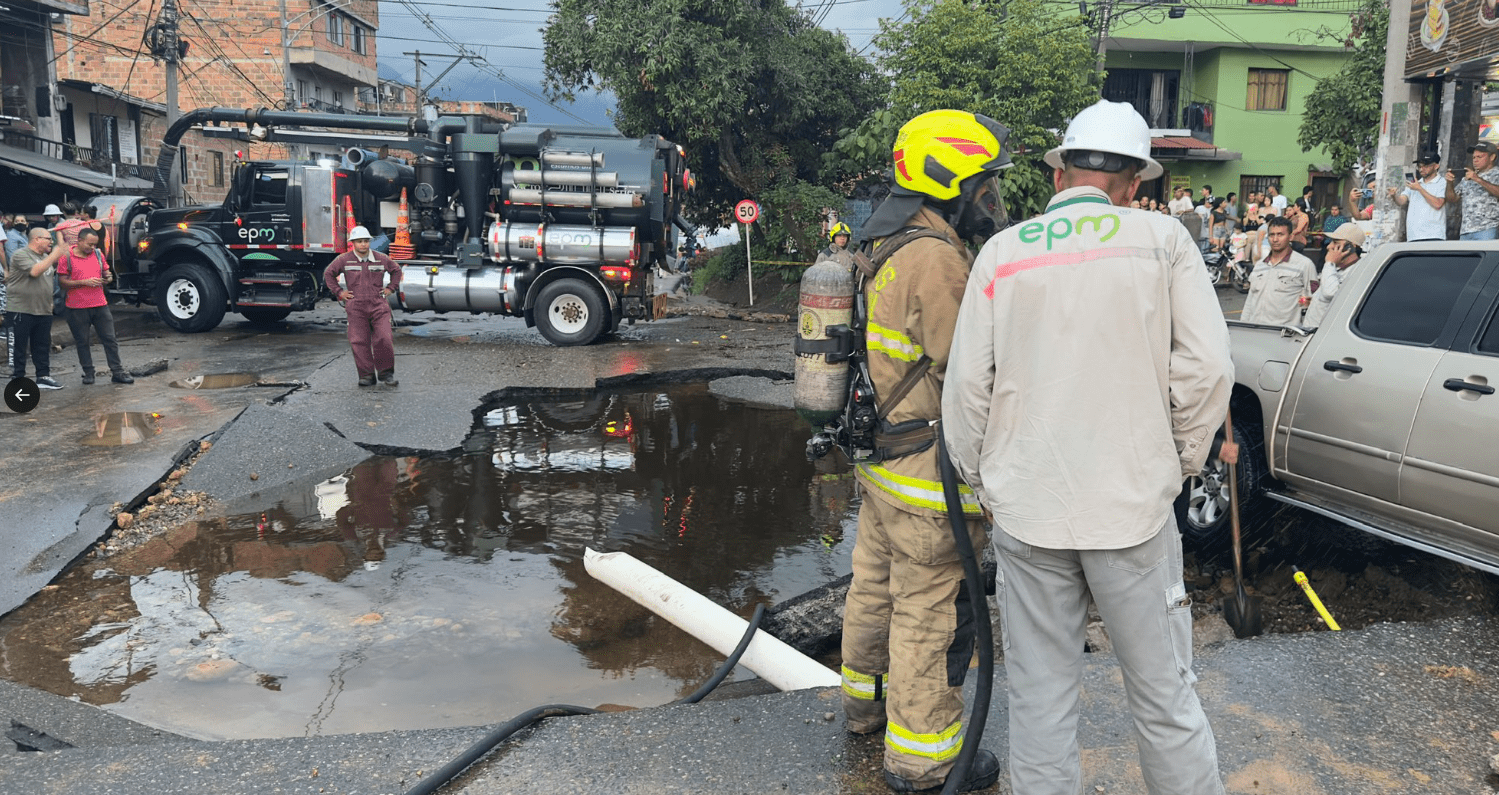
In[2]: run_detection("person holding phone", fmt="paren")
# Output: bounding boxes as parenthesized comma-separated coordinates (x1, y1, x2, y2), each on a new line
(1391, 152, 1448, 241)
(1446, 141, 1499, 240)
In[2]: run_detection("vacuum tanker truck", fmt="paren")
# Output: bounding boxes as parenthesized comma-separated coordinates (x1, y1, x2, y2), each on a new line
(93, 107, 695, 346)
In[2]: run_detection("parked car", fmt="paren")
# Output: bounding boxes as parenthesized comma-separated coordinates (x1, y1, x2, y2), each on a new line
(1175, 241, 1499, 575)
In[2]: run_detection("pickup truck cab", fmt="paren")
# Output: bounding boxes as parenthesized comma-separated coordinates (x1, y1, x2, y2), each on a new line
(1176, 241, 1499, 575)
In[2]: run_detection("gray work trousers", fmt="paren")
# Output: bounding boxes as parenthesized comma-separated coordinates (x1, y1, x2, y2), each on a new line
(65, 304, 124, 376)
(994, 517, 1225, 795)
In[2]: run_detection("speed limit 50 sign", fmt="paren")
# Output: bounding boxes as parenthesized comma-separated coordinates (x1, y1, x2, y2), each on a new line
(734, 200, 760, 224)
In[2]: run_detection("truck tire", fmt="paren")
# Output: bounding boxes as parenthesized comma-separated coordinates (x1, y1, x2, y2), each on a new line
(155, 262, 228, 333)
(534, 278, 608, 346)
(1173, 408, 1267, 545)
(239, 307, 293, 324)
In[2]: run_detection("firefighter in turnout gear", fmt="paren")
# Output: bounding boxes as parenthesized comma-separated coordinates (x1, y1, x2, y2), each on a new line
(817, 221, 856, 270)
(840, 109, 1012, 793)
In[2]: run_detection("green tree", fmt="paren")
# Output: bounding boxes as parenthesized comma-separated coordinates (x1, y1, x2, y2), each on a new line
(828, 0, 1100, 219)
(543, 0, 881, 227)
(1297, 0, 1387, 173)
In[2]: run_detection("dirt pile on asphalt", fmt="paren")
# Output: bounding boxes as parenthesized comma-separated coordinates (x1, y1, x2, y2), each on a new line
(1185, 508, 1499, 635)
(102, 440, 219, 557)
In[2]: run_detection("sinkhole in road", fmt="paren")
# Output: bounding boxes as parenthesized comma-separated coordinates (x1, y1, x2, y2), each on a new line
(0, 384, 856, 740)
(169, 373, 260, 389)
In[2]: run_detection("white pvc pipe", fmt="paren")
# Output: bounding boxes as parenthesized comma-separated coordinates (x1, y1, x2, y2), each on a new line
(583, 547, 841, 692)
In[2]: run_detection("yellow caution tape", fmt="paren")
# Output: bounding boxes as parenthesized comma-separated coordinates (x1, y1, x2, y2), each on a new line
(1293, 568, 1341, 630)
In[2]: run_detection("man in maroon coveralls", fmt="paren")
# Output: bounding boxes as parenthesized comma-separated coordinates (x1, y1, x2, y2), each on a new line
(324, 226, 402, 386)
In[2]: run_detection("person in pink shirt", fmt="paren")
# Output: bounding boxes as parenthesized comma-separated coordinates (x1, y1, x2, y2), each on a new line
(57, 227, 132, 384)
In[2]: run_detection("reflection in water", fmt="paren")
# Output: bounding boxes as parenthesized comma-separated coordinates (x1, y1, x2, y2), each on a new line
(82, 412, 162, 446)
(0, 386, 856, 739)
(169, 373, 259, 390)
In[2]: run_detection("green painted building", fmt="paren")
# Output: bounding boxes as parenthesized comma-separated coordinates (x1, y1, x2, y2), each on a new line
(1099, 0, 1359, 212)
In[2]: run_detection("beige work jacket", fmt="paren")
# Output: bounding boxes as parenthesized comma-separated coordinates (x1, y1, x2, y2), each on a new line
(854, 207, 982, 519)
(1241, 249, 1316, 326)
(942, 186, 1233, 550)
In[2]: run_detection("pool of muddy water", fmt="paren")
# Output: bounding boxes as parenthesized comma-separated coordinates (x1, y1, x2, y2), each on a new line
(0, 385, 857, 740)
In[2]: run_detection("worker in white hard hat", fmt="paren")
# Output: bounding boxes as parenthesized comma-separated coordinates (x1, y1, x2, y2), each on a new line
(42, 204, 64, 227)
(943, 99, 1234, 795)
(323, 225, 402, 386)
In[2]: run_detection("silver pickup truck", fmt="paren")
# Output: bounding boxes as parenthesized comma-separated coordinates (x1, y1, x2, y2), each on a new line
(1174, 241, 1499, 575)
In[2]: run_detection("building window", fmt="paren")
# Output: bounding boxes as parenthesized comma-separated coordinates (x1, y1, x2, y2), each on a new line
(314, 85, 323, 103)
(333, 90, 343, 108)
(209, 150, 224, 187)
(327, 14, 345, 47)
(353, 25, 366, 55)
(297, 80, 309, 105)
(1239, 175, 1283, 205)
(1246, 68, 1289, 111)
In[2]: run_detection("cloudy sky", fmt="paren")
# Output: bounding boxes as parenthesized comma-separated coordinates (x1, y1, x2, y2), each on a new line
(372, 0, 902, 126)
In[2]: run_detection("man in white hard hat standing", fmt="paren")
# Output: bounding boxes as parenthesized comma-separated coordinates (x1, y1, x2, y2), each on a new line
(943, 99, 1233, 795)
(324, 226, 402, 386)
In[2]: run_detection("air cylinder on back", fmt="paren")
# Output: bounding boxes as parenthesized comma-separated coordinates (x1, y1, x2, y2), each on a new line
(793, 258, 857, 426)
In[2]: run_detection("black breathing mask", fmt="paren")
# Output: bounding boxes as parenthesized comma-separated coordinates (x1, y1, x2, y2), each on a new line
(954, 175, 1009, 247)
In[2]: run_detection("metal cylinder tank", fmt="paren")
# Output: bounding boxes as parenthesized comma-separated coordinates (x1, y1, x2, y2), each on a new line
(395, 265, 520, 314)
(487, 222, 636, 266)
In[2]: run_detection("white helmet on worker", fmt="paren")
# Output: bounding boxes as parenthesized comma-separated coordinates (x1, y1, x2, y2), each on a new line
(43, 204, 63, 216)
(1044, 99, 1163, 181)
(348, 225, 373, 241)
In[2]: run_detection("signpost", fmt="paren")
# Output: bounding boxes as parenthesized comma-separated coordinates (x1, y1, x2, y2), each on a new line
(735, 199, 759, 306)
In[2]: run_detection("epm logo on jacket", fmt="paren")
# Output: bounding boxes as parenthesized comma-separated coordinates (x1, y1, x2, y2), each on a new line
(1016, 213, 1121, 250)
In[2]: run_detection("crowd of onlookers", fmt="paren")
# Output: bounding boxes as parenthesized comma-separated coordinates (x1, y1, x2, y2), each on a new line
(3, 200, 134, 390)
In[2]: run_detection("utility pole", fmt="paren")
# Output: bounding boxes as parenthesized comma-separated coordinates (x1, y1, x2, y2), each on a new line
(281, 0, 293, 110)
(412, 50, 425, 114)
(148, 0, 185, 202)
(405, 51, 472, 118)
(1092, 0, 1113, 88)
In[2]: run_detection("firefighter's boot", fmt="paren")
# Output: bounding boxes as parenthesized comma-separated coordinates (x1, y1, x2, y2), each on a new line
(884, 749, 1000, 793)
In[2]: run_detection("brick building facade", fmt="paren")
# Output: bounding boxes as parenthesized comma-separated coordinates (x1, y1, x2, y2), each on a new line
(53, 0, 380, 201)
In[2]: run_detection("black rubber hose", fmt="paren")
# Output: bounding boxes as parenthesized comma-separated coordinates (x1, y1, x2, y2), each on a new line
(936, 429, 995, 795)
(402, 602, 769, 795)
(673, 604, 768, 705)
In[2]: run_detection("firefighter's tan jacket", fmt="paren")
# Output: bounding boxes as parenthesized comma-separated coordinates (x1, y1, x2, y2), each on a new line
(942, 186, 1233, 550)
(855, 207, 983, 519)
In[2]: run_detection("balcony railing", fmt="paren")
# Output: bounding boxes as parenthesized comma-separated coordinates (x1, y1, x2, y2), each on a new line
(0, 129, 158, 183)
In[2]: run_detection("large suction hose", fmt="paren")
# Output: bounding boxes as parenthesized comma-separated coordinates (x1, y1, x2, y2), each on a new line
(936, 427, 994, 795)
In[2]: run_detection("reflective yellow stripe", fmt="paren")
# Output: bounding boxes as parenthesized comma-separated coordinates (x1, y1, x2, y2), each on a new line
(841, 665, 881, 701)
(886, 719, 964, 762)
(857, 463, 983, 515)
(867, 322, 924, 362)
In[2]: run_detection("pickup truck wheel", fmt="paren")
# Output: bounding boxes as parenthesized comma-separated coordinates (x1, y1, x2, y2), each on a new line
(239, 307, 293, 324)
(1174, 410, 1267, 544)
(155, 262, 228, 333)
(534, 278, 608, 346)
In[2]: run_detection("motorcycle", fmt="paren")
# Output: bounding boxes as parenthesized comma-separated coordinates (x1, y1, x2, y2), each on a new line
(1226, 231, 1251, 293)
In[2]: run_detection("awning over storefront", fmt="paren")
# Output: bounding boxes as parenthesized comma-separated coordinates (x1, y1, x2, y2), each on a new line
(1150, 136, 1242, 162)
(0, 143, 153, 194)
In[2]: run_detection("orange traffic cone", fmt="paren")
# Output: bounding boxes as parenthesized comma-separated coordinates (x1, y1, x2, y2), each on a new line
(388, 187, 416, 260)
(342, 195, 357, 252)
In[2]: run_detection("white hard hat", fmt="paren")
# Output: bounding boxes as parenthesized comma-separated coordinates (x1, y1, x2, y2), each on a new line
(1044, 100, 1163, 181)
(43, 204, 63, 216)
(348, 225, 373, 241)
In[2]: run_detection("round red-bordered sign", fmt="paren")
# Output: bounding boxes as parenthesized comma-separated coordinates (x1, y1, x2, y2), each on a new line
(734, 200, 760, 224)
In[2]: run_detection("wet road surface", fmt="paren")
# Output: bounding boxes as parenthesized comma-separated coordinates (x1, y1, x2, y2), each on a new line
(0, 387, 856, 739)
